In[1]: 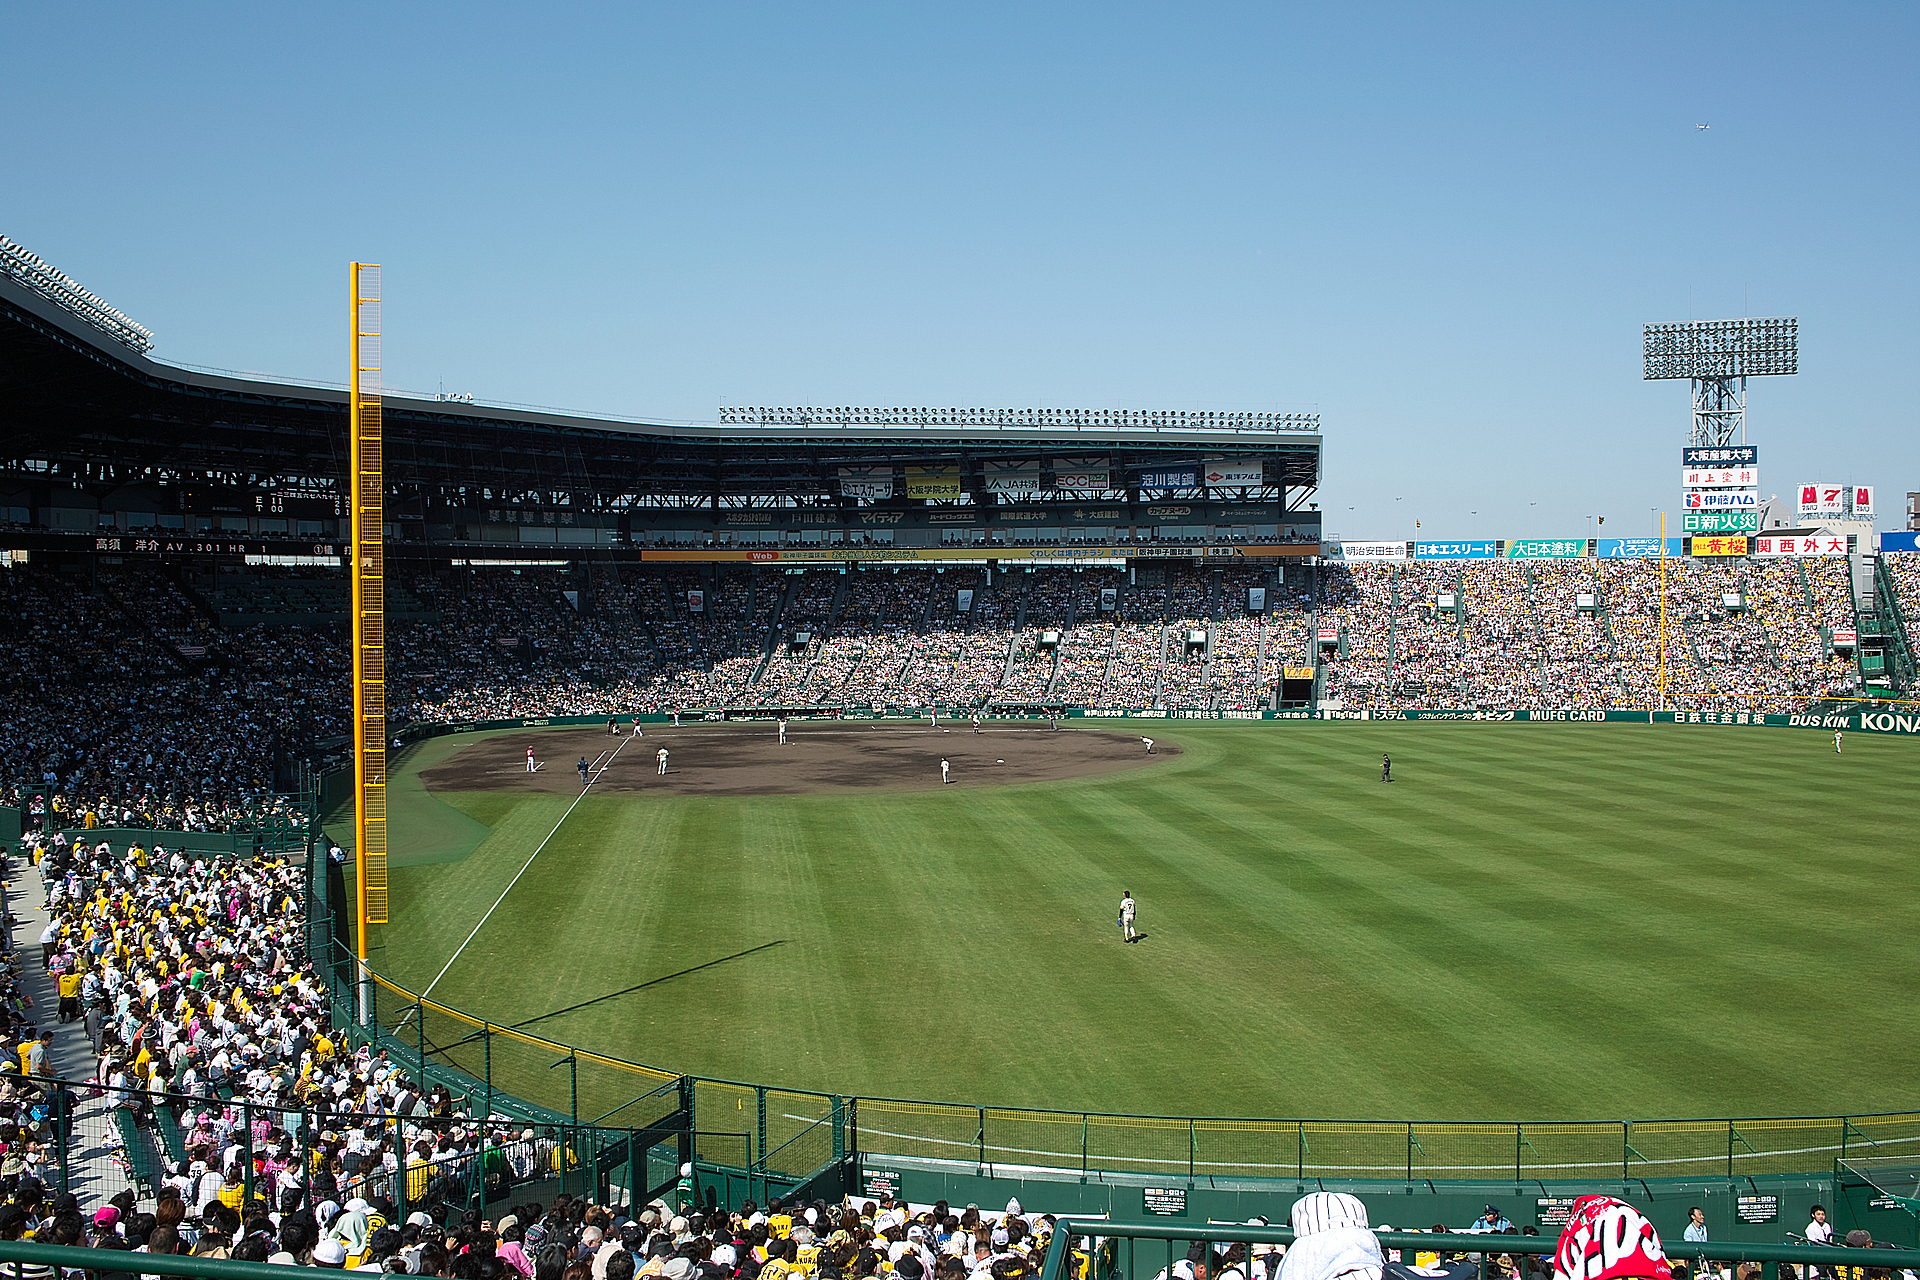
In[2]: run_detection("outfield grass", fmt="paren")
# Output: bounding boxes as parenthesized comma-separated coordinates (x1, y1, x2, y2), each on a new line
(369, 720, 1919, 1126)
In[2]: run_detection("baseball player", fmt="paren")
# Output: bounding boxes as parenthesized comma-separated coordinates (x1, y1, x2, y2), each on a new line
(1834, 729, 1843, 754)
(656, 747, 669, 775)
(1119, 891, 1137, 943)
(972, 714, 982, 734)
(1382, 753, 1392, 783)
(940, 758, 951, 784)
(778, 717, 787, 745)
(577, 757, 591, 785)
(526, 746, 537, 773)
(1141, 736, 1154, 754)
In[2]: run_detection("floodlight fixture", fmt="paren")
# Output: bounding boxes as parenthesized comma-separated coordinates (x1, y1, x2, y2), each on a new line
(717, 405, 1319, 433)
(1643, 317, 1797, 380)
(1642, 316, 1797, 448)
(0, 233, 155, 352)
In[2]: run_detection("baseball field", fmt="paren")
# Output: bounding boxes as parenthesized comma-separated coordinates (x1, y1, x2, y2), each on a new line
(361, 718, 1919, 1128)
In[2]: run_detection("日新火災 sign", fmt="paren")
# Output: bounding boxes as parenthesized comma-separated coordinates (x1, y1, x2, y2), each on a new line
(1683, 512, 1760, 533)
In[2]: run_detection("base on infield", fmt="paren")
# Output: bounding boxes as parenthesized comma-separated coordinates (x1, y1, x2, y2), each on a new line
(420, 722, 1179, 797)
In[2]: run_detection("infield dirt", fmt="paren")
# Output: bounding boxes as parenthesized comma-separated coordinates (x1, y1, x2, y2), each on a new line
(419, 721, 1179, 797)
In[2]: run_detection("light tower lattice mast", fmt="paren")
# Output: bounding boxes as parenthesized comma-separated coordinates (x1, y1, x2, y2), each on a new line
(1644, 317, 1797, 447)
(350, 263, 388, 1025)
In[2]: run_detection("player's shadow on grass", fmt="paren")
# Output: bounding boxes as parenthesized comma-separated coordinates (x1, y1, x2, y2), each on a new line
(1129, 933, 1151, 945)
(508, 940, 789, 1031)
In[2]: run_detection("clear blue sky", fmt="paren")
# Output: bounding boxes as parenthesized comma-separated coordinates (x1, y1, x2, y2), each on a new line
(7, 2, 1915, 539)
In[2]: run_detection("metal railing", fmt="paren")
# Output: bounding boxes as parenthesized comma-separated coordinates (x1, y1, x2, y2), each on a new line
(1037, 1222, 1920, 1280)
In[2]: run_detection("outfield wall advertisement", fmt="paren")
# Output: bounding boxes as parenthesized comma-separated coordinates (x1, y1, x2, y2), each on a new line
(402, 706, 1920, 737)
(639, 544, 1315, 563)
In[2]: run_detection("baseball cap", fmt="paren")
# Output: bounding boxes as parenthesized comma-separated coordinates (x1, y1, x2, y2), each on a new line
(1552, 1197, 1671, 1280)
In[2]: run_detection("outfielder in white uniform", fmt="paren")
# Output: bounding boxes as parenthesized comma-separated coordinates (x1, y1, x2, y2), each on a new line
(940, 758, 951, 784)
(1119, 892, 1137, 943)
(778, 718, 787, 745)
(656, 747, 669, 775)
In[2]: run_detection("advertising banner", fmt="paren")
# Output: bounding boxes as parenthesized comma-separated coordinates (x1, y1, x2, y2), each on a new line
(904, 466, 962, 499)
(1247, 587, 1266, 612)
(1682, 466, 1759, 489)
(1832, 630, 1857, 648)
(1683, 511, 1760, 533)
(1799, 484, 1846, 517)
(1503, 539, 1586, 558)
(639, 544, 1317, 563)
(1202, 458, 1264, 486)
(1051, 458, 1111, 489)
(1881, 532, 1920, 554)
(1684, 489, 1759, 510)
(837, 468, 894, 499)
(1852, 485, 1875, 517)
(1596, 538, 1684, 557)
(1317, 628, 1338, 642)
(1099, 588, 1118, 612)
(1689, 535, 1749, 557)
(1683, 445, 1759, 468)
(1282, 666, 1316, 680)
(981, 462, 1041, 492)
(956, 589, 974, 613)
(1752, 534, 1848, 557)
(1334, 540, 1411, 561)
(686, 590, 705, 613)
(1414, 541, 1497, 559)
(1137, 467, 1198, 491)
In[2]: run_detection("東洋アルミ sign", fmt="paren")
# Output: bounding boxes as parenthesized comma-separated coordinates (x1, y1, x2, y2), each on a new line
(1202, 458, 1263, 486)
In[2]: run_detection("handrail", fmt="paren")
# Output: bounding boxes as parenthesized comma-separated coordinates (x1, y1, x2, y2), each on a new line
(1036, 1222, 1920, 1280)
(0, 1240, 324, 1280)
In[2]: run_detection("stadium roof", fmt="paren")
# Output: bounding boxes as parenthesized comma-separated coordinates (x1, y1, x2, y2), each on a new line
(0, 269, 1320, 507)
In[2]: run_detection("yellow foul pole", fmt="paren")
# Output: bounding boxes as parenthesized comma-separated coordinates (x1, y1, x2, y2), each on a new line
(1657, 512, 1668, 712)
(349, 263, 388, 1025)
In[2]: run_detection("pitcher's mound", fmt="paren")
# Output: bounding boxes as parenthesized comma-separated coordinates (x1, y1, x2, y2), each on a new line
(421, 722, 1179, 797)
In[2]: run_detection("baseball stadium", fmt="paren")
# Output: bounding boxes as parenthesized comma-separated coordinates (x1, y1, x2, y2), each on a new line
(2, 239, 1918, 1278)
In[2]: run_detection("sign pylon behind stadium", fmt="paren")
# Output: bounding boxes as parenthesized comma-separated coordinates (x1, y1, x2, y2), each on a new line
(350, 263, 387, 1025)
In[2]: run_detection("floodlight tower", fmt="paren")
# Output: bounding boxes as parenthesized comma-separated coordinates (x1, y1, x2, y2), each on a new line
(1643, 317, 1797, 446)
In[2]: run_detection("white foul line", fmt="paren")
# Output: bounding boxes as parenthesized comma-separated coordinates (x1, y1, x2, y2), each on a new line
(413, 731, 639, 1005)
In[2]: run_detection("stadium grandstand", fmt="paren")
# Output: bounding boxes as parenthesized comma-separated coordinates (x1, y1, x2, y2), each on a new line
(2, 239, 1919, 1269)
(3, 239, 1915, 821)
